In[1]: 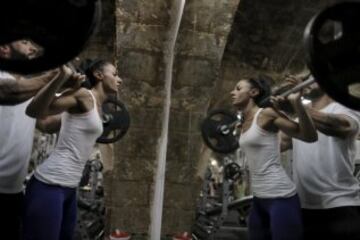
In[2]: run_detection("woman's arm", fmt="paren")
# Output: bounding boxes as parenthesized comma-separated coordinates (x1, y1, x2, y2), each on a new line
(26, 66, 86, 118)
(267, 93, 317, 142)
(36, 115, 62, 134)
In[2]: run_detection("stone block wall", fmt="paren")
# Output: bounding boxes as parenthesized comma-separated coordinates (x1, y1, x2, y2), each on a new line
(161, 0, 241, 235)
(107, 0, 241, 237)
(106, 0, 171, 236)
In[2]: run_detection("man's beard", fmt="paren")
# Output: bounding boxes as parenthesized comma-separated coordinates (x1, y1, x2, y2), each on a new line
(9, 46, 31, 60)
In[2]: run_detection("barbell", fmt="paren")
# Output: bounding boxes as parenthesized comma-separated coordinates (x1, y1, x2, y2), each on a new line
(201, 1, 360, 153)
(304, 0, 360, 111)
(96, 97, 130, 144)
(201, 109, 241, 154)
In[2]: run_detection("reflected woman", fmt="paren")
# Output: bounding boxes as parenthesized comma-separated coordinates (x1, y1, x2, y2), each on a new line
(230, 76, 317, 240)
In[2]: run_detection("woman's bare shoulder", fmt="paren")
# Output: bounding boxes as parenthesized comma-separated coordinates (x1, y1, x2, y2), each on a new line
(262, 107, 289, 120)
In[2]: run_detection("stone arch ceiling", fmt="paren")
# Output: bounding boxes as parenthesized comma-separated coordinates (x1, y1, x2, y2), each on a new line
(172, 0, 243, 111)
(225, 0, 312, 74)
(210, 0, 338, 110)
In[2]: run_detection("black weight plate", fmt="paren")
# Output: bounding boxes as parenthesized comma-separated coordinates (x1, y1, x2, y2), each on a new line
(97, 98, 130, 144)
(201, 109, 239, 154)
(304, 1, 360, 110)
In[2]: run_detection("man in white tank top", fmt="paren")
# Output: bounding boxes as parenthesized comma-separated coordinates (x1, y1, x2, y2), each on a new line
(281, 80, 360, 240)
(0, 40, 63, 240)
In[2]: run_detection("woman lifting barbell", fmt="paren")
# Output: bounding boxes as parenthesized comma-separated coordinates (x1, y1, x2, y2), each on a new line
(230, 75, 317, 240)
(22, 59, 122, 240)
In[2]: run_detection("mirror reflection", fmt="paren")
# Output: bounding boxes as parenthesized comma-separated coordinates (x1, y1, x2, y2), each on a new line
(1, 1, 360, 240)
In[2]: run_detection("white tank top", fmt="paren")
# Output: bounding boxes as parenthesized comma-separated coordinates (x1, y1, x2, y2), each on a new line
(239, 108, 296, 198)
(35, 90, 103, 188)
(0, 71, 36, 193)
(292, 102, 360, 209)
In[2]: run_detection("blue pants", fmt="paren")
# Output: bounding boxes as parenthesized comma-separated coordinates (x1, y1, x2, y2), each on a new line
(23, 177, 77, 240)
(248, 194, 303, 240)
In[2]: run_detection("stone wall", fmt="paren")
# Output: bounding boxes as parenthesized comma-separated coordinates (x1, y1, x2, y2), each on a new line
(107, 0, 241, 237)
(107, 0, 170, 236)
(162, 0, 241, 234)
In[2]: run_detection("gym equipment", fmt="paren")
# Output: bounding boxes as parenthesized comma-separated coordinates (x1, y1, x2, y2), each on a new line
(224, 163, 242, 182)
(201, 109, 241, 154)
(192, 156, 251, 240)
(75, 158, 105, 240)
(304, 0, 360, 110)
(0, 0, 101, 74)
(259, 75, 315, 107)
(97, 98, 130, 144)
